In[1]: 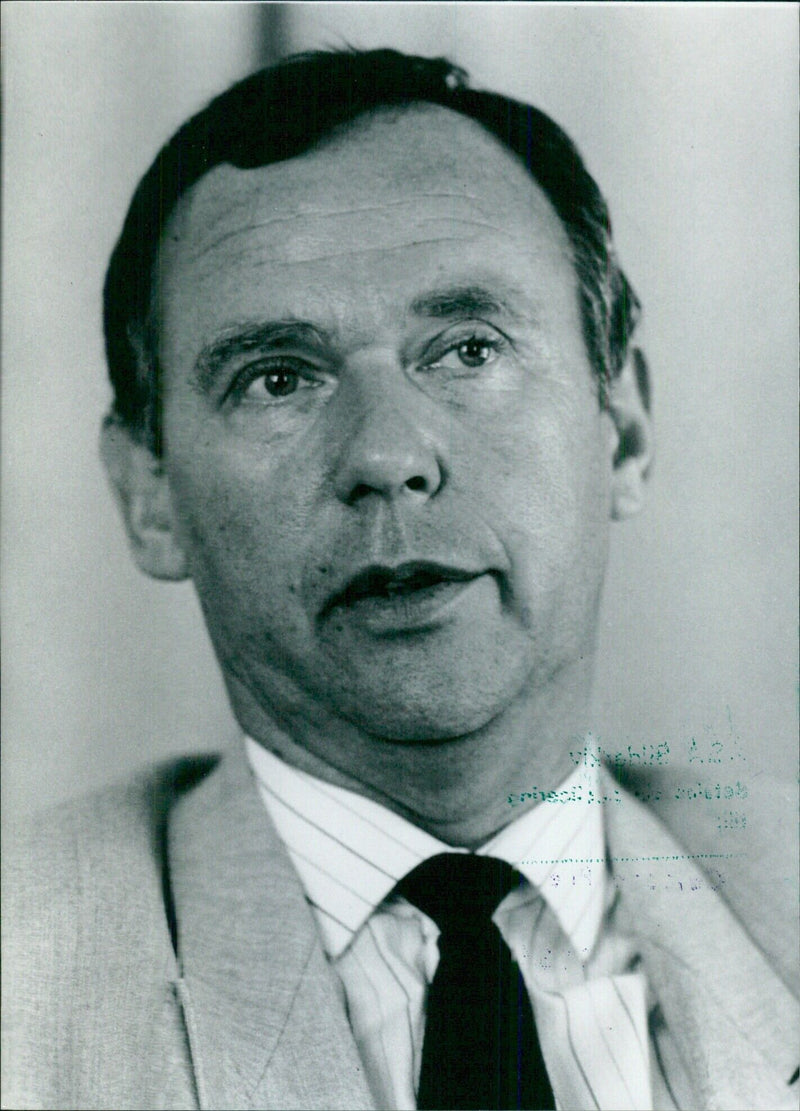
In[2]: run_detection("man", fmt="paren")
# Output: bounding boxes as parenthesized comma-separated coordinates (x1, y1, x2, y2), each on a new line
(3, 49, 797, 1111)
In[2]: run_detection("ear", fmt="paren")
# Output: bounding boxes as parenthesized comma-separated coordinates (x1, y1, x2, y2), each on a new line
(100, 416, 189, 581)
(606, 347, 654, 520)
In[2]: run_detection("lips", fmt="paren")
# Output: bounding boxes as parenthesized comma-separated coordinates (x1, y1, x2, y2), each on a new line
(320, 561, 484, 620)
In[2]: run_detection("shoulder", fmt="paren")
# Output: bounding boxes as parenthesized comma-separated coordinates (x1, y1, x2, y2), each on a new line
(4, 754, 220, 909)
(611, 762, 799, 994)
(2, 755, 219, 1108)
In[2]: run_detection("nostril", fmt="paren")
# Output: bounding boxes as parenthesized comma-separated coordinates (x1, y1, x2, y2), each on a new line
(406, 475, 428, 493)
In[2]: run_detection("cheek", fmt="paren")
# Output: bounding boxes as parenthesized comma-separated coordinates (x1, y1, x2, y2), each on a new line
(468, 382, 607, 516)
(166, 447, 312, 612)
(466, 393, 611, 621)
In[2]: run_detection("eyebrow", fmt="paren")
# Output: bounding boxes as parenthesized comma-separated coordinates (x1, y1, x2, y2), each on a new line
(193, 283, 530, 391)
(194, 321, 330, 392)
(408, 283, 527, 323)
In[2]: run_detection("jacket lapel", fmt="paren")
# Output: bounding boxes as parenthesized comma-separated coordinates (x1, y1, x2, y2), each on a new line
(167, 746, 374, 1110)
(605, 772, 799, 1110)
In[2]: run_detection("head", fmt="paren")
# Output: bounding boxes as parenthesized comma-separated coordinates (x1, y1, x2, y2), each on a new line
(104, 49, 647, 451)
(102, 49, 652, 765)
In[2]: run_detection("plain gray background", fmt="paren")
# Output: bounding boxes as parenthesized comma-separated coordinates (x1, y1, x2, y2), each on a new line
(3, 3, 797, 820)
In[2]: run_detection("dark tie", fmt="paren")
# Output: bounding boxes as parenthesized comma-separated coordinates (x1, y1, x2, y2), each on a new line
(396, 853, 556, 1110)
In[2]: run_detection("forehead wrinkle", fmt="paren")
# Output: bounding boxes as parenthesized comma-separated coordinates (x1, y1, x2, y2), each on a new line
(185, 216, 500, 268)
(231, 236, 486, 272)
(289, 192, 486, 215)
(186, 210, 538, 283)
(182, 213, 313, 265)
(172, 184, 500, 267)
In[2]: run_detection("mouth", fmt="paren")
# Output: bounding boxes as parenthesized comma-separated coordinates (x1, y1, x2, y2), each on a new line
(320, 561, 487, 632)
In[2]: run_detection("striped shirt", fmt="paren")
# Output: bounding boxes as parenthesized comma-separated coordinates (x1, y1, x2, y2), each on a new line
(246, 737, 680, 1111)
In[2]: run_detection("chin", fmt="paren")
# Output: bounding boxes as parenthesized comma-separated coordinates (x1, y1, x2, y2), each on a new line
(343, 700, 500, 744)
(325, 654, 532, 743)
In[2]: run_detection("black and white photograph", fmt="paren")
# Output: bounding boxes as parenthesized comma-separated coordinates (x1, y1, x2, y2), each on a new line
(3, 4, 798, 1108)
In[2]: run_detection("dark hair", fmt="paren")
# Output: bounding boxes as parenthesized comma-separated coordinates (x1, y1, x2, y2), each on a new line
(103, 47, 643, 451)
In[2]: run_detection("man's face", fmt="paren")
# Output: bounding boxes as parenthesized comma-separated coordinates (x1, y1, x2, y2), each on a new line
(154, 106, 617, 742)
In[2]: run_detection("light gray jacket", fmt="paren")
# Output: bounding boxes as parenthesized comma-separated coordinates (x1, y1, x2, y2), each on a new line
(3, 746, 798, 1110)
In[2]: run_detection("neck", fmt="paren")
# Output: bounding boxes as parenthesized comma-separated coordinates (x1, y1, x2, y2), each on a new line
(228, 657, 594, 849)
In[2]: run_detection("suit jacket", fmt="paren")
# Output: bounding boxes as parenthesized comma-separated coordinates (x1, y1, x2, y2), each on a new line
(3, 745, 798, 1111)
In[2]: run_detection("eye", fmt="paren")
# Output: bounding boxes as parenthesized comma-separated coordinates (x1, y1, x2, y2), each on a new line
(231, 359, 320, 404)
(453, 337, 496, 368)
(256, 367, 300, 397)
(426, 331, 506, 373)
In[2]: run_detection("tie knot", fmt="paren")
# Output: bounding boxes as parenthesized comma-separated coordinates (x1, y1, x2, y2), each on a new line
(396, 853, 521, 932)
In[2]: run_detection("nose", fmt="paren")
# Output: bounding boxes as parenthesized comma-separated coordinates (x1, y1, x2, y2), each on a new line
(331, 373, 444, 506)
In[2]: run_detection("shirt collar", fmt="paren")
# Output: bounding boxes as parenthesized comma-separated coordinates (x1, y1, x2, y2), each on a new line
(245, 737, 606, 960)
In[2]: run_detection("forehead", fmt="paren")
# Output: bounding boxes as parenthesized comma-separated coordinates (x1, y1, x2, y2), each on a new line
(156, 105, 575, 339)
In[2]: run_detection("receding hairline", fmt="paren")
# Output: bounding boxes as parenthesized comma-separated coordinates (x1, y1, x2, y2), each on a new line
(153, 99, 573, 311)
